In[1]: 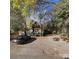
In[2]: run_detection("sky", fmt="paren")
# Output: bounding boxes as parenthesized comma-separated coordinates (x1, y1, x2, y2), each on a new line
(45, 0, 60, 11)
(29, 0, 60, 13)
(29, 0, 60, 24)
(50, 0, 60, 3)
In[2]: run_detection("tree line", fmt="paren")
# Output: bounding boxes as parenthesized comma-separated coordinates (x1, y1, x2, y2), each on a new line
(10, 0, 69, 37)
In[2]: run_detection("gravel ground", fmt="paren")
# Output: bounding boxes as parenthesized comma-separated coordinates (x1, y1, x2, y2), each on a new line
(10, 35, 69, 59)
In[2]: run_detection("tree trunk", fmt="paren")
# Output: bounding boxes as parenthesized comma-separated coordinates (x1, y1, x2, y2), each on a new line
(40, 24, 42, 36)
(24, 17, 27, 36)
(40, 19, 43, 36)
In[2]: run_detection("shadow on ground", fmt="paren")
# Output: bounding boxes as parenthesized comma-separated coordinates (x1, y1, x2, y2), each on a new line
(23, 37, 36, 44)
(64, 57, 69, 59)
(15, 37, 37, 45)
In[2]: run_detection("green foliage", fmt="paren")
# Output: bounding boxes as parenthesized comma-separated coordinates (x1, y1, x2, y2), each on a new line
(21, 6, 29, 16)
(53, 0, 69, 35)
(10, 0, 36, 33)
(10, 0, 69, 37)
(44, 0, 69, 36)
(11, 0, 36, 17)
(11, 19, 23, 32)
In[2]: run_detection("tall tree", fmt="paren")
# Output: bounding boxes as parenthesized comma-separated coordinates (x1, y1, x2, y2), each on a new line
(52, 0, 69, 35)
(10, 0, 36, 35)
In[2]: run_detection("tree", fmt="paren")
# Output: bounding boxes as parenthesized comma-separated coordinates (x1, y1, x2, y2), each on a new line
(52, 0, 69, 36)
(43, 0, 69, 36)
(33, 0, 57, 36)
(10, 0, 36, 35)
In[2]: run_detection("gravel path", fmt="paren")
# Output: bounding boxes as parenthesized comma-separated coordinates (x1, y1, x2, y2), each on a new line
(10, 35, 69, 59)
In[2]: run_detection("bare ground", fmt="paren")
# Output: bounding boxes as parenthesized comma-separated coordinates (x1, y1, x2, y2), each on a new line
(10, 35, 69, 59)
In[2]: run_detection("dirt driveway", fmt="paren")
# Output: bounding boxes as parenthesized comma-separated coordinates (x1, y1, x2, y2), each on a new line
(10, 35, 69, 59)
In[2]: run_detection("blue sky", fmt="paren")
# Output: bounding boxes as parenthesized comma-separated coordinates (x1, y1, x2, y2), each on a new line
(50, 0, 60, 3)
(45, 0, 60, 12)
(37, 0, 60, 12)
(30, 0, 60, 24)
